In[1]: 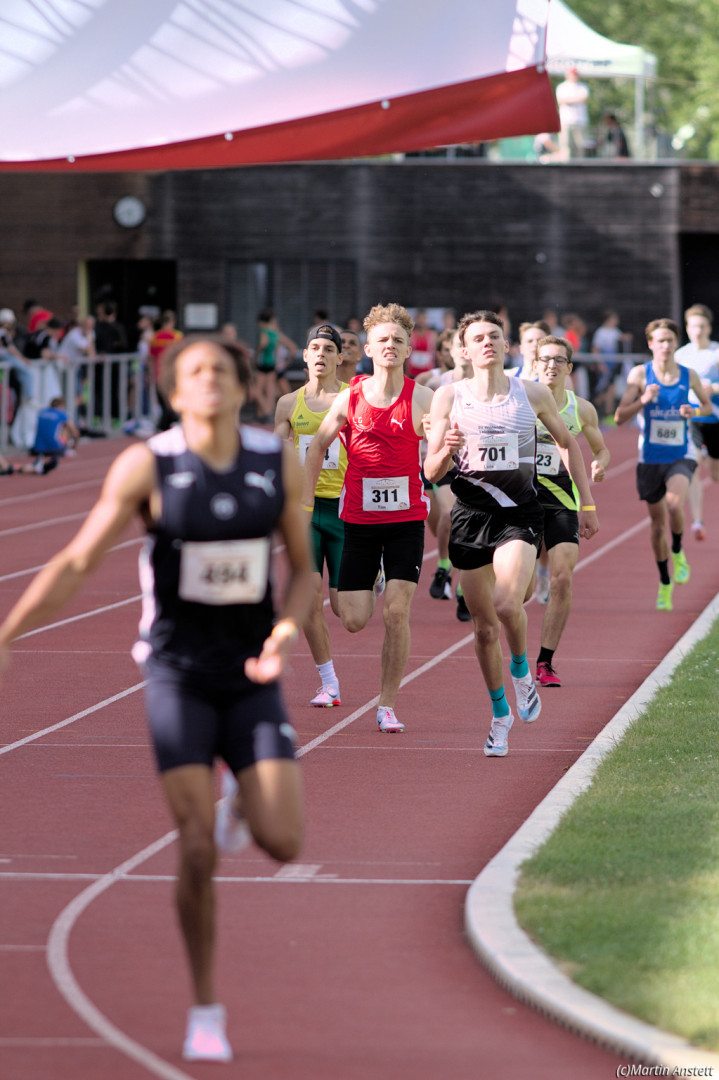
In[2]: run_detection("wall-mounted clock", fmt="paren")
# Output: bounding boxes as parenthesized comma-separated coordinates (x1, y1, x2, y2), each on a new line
(113, 195, 147, 228)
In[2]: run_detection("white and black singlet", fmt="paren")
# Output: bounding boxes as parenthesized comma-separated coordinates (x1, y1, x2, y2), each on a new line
(449, 377, 539, 510)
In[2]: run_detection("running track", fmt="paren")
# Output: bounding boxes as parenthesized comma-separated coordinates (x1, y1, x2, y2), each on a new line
(1, 426, 718, 1080)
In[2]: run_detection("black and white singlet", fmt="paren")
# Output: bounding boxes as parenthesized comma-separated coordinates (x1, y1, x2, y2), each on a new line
(449, 377, 539, 510)
(133, 425, 285, 677)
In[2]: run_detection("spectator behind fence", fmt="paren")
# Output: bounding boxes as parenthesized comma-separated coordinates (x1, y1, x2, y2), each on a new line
(30, 396, 79, 475)
(407, 309, 438, 379)
(255, 309, 299, 424)
(0, 307, 35, 409)
(590, 309, 633, 418)
(93, 301, 128, 422)
(150, 311, 184, 431)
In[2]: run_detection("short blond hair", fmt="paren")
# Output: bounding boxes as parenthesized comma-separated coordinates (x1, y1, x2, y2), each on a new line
(363, 303, 413, 339)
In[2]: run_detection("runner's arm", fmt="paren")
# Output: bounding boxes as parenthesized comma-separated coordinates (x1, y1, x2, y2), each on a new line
(684, 370, 712, 417)
(273, 391, 296, 439)
(245, 445, 314, 684)
(411, 383, 435, 434)
(0, 443, 156, 667)
(577, 398, 611, 482)
(614, 364, 651, 425)
(300, 388, 350, 508)
(423, 384, 463, 483)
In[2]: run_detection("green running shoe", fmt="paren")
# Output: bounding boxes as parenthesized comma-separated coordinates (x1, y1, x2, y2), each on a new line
(656, 581, 674, 611)
(672, 550, 690, 584)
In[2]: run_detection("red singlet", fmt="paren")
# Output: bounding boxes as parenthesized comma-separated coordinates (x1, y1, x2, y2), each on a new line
(339, 377, 429, 524)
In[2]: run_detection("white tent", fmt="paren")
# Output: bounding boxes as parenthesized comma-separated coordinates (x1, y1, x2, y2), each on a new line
(0, 0, 559, 171)
(546, 0, 657, 156)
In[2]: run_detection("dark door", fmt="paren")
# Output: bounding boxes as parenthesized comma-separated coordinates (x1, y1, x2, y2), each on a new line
(87, 259, 177, 349)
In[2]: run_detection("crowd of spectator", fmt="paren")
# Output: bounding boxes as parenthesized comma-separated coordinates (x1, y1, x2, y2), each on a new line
(0, 292, 648, 481)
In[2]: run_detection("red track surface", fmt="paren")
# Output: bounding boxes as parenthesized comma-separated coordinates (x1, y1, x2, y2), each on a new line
(1, 427, 718, 1080)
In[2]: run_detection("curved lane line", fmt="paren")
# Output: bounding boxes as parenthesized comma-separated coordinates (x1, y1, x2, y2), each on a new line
(41, 507, 652, 1079)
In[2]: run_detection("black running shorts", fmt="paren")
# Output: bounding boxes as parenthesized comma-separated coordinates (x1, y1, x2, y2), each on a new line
(636, 459, 696, 504)
(691, 420, 719, 460)
(541, 507, 579, 550)
(144, 659, 297, 774)
(338, 520, 425, 591)
(448, 499, 544, 570)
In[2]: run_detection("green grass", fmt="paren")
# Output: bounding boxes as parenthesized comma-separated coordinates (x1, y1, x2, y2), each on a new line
(514, 616, 719, 1050)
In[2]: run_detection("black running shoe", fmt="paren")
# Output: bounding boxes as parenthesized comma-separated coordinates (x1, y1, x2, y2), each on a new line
(429, 567, 452, 600)
(456, 593, 471, 622)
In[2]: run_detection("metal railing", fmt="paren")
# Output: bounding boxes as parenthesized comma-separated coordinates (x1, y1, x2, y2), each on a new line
(0, 353, 156, 452)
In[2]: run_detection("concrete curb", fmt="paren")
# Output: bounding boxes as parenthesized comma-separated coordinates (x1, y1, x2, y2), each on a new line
(465, 592, 719, 1070)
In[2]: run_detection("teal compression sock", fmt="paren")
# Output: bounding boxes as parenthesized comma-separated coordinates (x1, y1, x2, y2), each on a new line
(488, 686, 510, 718)
(510, 652, 529, 679)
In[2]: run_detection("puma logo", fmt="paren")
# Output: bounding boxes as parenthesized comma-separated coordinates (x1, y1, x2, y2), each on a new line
(390, 417, 405, 430)
(245, 470, 276, 497)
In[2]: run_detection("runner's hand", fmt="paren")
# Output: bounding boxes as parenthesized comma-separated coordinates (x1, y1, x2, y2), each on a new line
(578, 509, 599, 540)
(244, 620, 296, 684)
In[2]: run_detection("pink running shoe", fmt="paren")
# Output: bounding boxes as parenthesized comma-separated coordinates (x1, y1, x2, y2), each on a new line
(377, 706, 404, 733)
(536, 661, 561, 688)
(310, 684, 341, 707)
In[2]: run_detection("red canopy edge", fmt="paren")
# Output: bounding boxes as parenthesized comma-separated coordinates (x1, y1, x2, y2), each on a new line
(0, 66, 558, 173)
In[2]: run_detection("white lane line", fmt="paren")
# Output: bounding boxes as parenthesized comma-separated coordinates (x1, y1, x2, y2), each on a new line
(0, 537, 142, 584)
(3, 871, 472, 886)
(0, 478, 104, 507)
(16, 597, 143, 640)
(0, 684, 146, 757)
(47, 832, 193, 1080)
(32, 504, 644, 1080)
(0, 512, 87, 538)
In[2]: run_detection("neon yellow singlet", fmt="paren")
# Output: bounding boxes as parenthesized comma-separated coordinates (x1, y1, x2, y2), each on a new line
(535, 389, 582, 511)
(290, 384, 348, 499)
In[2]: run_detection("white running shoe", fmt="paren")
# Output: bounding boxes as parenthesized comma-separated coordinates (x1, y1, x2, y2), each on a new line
(512, 672, 542, 723)
(182, 1003, 233, 1063)
(484, 711, 514, 757)
(310, 684, 341, 707)
(377, 706, 404, 733)
(534, 566, 550, 605)
(373, 558, 386, 598)
(214, 766, 251, 854)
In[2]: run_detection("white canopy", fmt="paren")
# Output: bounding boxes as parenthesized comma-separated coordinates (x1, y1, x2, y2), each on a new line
(546, 0, 657, 78)
(0, 0, 559, 170)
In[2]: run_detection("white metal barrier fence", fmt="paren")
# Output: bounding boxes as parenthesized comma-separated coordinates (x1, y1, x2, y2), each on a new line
(0, 353, 157, 452)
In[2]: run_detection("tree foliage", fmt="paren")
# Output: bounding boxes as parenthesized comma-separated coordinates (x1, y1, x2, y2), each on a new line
(563, 0, 719, 158)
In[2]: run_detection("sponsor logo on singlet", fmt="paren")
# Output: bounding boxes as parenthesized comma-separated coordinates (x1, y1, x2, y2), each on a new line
(211, 493, 238, 520)
(245, 470, 277, 497)
(167, 471, 195, 489)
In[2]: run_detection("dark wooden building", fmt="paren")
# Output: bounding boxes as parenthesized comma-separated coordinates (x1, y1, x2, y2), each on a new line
(1, 161, 718, 347)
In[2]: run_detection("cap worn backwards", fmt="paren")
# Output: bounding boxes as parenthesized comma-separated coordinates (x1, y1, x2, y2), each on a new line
(306, 324, 342, 352)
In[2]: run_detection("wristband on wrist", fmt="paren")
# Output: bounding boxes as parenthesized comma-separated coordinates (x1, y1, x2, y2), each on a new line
(580, 504, 596, 512)
(301, 503, 315, 512)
